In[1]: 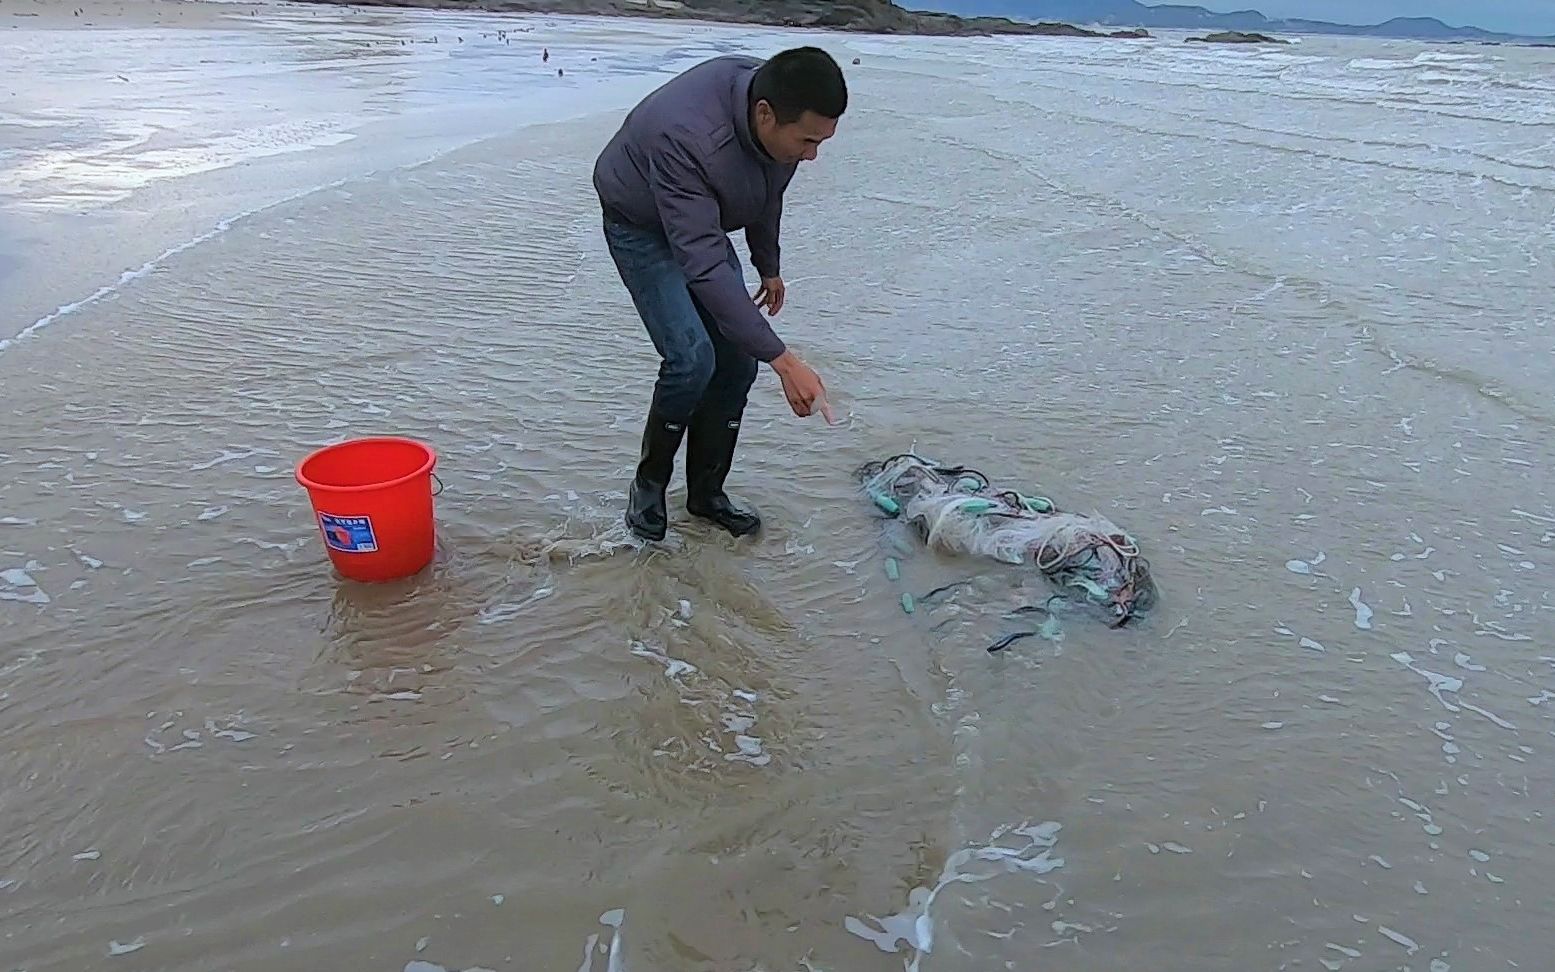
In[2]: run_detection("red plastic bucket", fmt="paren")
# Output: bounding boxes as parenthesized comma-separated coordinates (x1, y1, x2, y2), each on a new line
(295, 437, 438, 582)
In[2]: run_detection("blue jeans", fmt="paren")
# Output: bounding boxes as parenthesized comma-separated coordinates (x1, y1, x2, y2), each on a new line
(602, 216, 759, 423)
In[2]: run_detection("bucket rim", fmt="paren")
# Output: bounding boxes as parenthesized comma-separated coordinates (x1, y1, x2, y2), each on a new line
(295, 436, 438, 494)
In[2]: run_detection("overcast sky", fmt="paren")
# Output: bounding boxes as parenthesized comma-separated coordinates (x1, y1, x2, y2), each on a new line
(1194, 0, 1555, 33)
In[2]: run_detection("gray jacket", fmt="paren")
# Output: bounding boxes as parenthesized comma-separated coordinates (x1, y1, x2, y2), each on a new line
(593, 55, 797, 363)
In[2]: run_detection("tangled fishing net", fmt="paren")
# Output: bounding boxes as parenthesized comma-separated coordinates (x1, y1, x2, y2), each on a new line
(857, 454, 1156, 627)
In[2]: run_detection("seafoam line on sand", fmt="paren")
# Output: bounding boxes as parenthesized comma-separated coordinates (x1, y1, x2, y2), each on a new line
(0, 120, 539, 357)
(844, 822, 1066, 971)
(0, 45, 723, 358)
(0, 176, 356, 358)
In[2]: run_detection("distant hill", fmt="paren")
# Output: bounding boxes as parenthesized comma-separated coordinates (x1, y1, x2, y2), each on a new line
(289, 0, 1154, 37)
(909, 1, 1555, 42)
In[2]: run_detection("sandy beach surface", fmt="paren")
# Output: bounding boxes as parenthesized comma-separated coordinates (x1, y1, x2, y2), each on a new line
(3, 3, 1555, 971)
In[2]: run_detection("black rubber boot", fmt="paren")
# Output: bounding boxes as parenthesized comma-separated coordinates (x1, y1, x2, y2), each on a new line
(625, 408, 686, 542)
(685, 410, 761, 537)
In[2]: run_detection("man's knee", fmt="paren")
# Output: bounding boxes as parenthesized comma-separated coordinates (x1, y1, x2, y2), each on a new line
(672, 341, 717, 388)
(701, 355, 758, 415)
(729, 355, 758, 395)
(656, 340, 716, 417)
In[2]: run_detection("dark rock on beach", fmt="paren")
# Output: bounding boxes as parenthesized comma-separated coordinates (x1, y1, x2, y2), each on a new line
(1187, 30, 1288, 44)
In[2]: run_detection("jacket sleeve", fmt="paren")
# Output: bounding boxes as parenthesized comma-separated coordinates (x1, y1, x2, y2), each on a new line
(744, 168, 793, 280)
(647, 133, 787, 363)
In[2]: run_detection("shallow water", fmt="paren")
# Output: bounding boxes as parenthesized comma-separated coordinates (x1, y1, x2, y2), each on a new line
(2, 7, 1553, 972)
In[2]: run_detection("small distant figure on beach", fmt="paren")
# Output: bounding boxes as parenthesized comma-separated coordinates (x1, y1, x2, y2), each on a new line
(543, 47, 550, 62)
(593, 49, 848, 542)
(558, 68, 564, 77)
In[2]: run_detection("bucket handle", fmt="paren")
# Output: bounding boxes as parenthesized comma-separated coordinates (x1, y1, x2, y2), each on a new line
(432, 473, 445, 497)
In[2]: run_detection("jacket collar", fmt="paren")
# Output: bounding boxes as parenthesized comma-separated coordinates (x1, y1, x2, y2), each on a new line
(734, 66, 774, 163)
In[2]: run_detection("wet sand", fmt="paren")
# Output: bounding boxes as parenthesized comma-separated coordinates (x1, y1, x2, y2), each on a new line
(3, 5, 1555, 972)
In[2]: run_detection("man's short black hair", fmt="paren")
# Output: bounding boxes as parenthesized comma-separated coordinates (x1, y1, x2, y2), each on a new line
(752, 47, 848, 124)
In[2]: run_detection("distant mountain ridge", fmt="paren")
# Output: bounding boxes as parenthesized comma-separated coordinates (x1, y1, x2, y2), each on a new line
(909, 1, 1555, 41)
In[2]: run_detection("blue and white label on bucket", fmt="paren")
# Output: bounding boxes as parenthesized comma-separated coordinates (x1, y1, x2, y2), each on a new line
(318, 513, 378, 553)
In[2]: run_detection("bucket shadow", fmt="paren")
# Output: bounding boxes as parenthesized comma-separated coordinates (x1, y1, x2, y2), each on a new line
(304, 526, 546, 699)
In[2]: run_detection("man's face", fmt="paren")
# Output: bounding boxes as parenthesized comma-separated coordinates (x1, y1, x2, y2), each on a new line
(753, 102, 839, 164)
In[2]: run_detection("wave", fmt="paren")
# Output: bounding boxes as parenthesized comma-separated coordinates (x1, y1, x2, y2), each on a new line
(1349, 58, 1411, 71)
(1414, 51, 1491, 64)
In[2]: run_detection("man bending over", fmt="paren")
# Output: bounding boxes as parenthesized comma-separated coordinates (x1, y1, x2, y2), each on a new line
(593, 47, 846, 542)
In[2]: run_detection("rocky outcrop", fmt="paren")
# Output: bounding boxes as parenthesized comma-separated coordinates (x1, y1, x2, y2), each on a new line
(290, 0, 1151, 38)
(1186, 31, 1288, 44)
